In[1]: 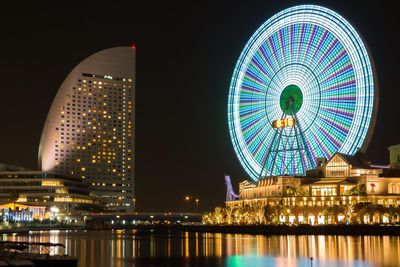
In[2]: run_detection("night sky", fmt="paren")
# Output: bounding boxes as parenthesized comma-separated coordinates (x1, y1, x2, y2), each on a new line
(0, 1, 398, 212)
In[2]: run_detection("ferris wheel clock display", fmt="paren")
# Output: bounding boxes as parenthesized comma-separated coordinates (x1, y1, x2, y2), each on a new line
(228, 5, 378, 181)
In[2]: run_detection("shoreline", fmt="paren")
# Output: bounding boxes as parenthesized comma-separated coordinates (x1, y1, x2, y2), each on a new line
(0, 224, 85, 234)
(2, 224, 400, 235)
(90, 224, 400, 236)
(181, 224, 400, 235)
(73, 224, 400, 236)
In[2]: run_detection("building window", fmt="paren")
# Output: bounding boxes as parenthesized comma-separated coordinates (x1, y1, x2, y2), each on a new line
(325, 155, 349, 177)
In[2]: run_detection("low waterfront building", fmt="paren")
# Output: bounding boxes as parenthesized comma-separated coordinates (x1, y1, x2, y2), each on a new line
(389, 144, 400, 169)
(0, 203, 46, 222)
(0, 165, 97, 213)
(218, 153, 400, 225)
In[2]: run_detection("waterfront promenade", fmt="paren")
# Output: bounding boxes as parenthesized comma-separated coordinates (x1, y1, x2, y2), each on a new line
(3, 222, 400, 236)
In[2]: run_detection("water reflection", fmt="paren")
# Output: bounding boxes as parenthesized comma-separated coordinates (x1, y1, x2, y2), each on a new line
(1, 230, 399, 267)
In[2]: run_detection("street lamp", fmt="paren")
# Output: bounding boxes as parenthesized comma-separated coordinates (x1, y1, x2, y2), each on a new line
(184, 196, 191, 212)
(195, 199, 199, 212)
(184, 196, 200, 212)
(50, 206, 59, 220)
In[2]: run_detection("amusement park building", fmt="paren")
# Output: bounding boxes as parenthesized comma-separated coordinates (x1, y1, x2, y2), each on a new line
(38, 47, 135, 211)
(220, 4, 387, 226)
(226, 151, 400, 225)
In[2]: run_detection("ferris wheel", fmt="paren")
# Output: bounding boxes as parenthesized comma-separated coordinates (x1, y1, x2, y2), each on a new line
(228, 5, 378, 181)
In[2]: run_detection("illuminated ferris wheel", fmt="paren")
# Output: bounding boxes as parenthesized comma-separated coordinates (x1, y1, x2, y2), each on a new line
(228, 5, 378, 181)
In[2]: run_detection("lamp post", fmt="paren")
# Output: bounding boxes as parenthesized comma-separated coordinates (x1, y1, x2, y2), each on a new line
(184, 196, 200, 212)
(50, 206, 59, 221)
(185, 196, 190, 212)
(195, 199, 199, 213)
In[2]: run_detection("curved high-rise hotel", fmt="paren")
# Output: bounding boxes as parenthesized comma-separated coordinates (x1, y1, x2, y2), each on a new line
(39, 47, 135, 211)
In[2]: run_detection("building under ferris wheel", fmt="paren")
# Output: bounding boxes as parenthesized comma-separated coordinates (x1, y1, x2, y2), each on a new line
(217, 5, 400, 225)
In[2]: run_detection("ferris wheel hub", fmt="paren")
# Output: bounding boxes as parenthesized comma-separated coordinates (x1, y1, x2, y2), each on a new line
(279, 84, 303, 115)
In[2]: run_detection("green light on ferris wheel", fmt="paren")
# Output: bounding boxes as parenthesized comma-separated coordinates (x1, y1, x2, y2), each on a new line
(279, 84, 303, 115)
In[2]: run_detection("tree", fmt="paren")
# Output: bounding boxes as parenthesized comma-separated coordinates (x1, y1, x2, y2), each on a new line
(356, 204, 385, 223)
(224, 207, 234, 224)
(264, 204, 275, 223)
(343, 204, 355, 224)
(213, 207, 223, 224)
(348, 185, 366, 196)
(323, 206, 337, 224)
(286, 187, 307, 196)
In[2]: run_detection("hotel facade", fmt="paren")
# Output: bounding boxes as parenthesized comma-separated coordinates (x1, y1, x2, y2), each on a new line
(39, 47, 135, 211)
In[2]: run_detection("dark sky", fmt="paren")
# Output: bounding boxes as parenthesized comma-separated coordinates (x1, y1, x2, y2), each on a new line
(0, 1, 398, 212)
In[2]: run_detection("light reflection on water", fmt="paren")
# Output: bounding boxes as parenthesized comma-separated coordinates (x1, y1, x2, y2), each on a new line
(1, 230, 399, 267)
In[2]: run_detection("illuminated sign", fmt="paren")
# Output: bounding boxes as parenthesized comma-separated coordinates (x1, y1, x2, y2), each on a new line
(272, 118, 295, 129)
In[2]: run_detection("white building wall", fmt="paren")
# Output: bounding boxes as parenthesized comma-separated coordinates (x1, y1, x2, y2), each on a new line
(39, 47, 135, 211)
